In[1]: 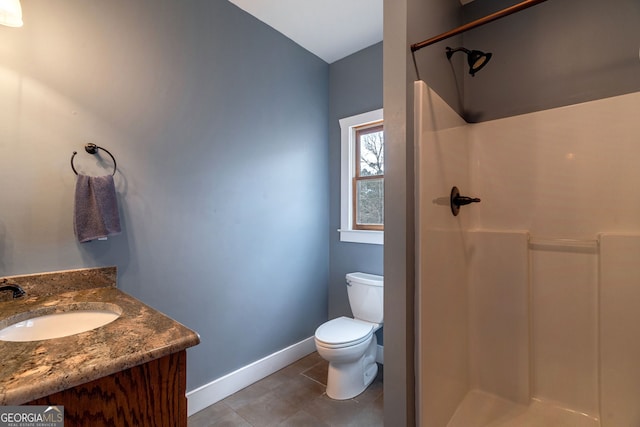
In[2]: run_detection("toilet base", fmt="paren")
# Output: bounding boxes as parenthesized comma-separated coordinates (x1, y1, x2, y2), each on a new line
(325, 336, 378, 400)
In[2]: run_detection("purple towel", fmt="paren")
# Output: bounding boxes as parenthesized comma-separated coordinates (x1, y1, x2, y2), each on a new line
(74, 174, 121, 243)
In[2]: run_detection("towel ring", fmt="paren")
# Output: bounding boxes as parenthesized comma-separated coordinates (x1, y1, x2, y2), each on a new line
(70, 143, 117, 176)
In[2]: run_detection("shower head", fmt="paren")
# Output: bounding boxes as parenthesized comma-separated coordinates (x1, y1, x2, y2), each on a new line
(446, 47, 492, 76)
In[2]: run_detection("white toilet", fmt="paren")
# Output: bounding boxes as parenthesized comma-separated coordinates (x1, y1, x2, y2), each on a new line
(314, 272, 383, 400)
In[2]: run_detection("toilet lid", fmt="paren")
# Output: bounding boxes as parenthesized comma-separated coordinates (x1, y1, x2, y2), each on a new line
(315, 317, 373, 347)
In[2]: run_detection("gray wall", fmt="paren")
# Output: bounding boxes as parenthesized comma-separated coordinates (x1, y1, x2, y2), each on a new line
(328, 42, 383, 322)
(461, 0, 640, 122)
(0, 0, 329, 391)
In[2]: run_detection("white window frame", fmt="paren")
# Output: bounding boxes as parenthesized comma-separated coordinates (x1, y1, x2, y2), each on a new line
(338, 108, 384, 245)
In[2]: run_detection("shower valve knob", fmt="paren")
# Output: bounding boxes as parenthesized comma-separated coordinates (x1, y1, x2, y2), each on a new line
(450, 186, 481, 216)
(454, 196, 481, 206)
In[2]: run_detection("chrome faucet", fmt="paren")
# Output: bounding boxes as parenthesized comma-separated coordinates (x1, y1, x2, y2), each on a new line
(0, 280, 25, 299)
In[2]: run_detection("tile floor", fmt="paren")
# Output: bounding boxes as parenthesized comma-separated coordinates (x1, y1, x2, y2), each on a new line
(188, 352, 383, 427)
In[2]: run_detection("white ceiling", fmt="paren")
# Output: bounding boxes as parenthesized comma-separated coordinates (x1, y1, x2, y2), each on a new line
(228, 0, 476, 64)
(228, 0, 383, 64)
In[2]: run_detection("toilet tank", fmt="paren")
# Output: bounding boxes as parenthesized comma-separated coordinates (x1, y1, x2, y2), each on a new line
(346, 272, 383, 324)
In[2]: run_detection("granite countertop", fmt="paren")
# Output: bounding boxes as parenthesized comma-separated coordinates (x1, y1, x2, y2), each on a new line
(0, 267, 200, 405)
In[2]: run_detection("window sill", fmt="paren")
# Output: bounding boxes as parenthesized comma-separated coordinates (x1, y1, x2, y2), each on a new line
(338, 229, 383, 245)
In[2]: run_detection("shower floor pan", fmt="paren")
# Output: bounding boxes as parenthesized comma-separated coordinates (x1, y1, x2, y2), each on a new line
(446, 390, 599, 427)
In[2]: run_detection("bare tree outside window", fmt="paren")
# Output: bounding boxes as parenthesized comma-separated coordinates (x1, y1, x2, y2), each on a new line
(354, 123, 384, 230)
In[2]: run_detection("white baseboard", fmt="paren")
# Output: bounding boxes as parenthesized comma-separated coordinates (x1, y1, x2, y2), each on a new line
(186, 336, 316, 416)
(376, 344, 384, 364)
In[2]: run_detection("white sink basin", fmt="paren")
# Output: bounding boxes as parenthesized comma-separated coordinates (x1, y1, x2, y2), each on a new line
(0, 303, 122, 342)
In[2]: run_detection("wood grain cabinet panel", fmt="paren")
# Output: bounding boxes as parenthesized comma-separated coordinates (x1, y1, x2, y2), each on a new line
(27, 351, 187, 427)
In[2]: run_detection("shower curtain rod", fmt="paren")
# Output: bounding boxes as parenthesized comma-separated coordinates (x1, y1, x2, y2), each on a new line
(410, 0, 548, 53)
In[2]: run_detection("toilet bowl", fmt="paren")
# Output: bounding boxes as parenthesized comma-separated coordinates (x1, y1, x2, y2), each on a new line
(314, 272, 383, 400)
(315, 316, 380, 399)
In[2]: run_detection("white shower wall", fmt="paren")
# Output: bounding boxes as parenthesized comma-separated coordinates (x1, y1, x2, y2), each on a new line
(416, 81, 640, 427)
(468, 90, 640, 237)
(416, 82, 470, 427)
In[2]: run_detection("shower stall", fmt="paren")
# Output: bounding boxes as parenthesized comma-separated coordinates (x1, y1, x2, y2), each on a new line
(415, 79, 640, 426)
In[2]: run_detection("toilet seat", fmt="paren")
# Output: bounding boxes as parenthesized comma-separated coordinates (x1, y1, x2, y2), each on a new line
(315, 316, 374, 349)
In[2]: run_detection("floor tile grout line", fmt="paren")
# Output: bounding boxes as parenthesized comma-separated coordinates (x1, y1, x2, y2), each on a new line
(300, 372, 328, 387)
(233, 407, 254, 427)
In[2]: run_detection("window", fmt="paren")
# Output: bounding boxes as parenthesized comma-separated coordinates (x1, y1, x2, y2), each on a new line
(354, 123, 384, 230)
(339, 109, 384, 245)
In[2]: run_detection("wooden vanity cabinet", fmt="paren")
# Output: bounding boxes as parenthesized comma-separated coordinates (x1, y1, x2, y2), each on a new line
(27, 350, 187, 427)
